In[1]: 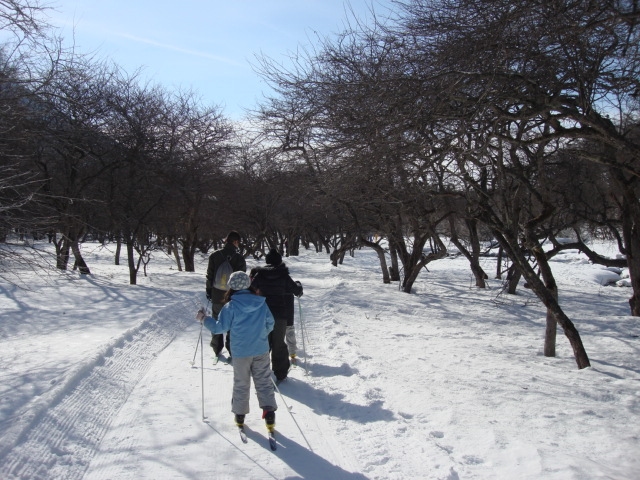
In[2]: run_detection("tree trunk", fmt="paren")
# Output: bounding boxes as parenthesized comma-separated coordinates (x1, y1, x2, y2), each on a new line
(449, 217, 488, 288)
(621, 192, 640, 316)
(506, 264, 522, 295)
(70, 237, 91, 275)
(529, 243, 559, 357)
(402, 234, 447, 293)
(496, 247, 503, 279)
(55, 236, 71, 270)
(606, 158, 640, 315)
(172, 240, 183, 272)
(115, 237, 122, 266)
(290, 236, 300, 256)
(495, 230, 590, 369)
(360, 236, 391, 284)
(126, 239, 138, 285)
(182, 242, 195, 272)
(544, 309, 558, 357)
(329, 234, 356, 267)
(388, 241, 401, 282)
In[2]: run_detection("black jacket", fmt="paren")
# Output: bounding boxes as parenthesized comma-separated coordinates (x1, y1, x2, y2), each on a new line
(205, 244, 246, 305)
(251, 263, 302, 324)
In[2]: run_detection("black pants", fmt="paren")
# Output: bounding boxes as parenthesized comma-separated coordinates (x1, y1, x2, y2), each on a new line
(210, 332, 231, 357)
(210, 302, 231, 357)
(269, 316, 290, 380)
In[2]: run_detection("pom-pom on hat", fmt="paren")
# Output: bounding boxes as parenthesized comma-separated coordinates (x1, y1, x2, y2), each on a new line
(228, 271, 251, 291)
(265, 248, 282, 266)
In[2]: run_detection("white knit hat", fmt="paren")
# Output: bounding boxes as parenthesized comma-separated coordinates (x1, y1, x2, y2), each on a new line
(228, 271, 251, 291)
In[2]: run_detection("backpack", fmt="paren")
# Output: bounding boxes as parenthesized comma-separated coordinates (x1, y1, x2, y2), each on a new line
(213, 254, 234, 291)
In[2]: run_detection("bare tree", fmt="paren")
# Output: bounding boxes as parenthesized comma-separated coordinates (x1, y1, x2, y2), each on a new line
(397, 0, 640, 314)
(157, 90, 234, 272)
(32, 56, 121, 273)
(0, 0, 61, 272)
(102, 73, 171, 285)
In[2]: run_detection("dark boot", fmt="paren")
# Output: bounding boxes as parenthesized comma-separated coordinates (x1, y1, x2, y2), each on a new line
(263, 409, 275, 432)
(210, 333, 223, 356)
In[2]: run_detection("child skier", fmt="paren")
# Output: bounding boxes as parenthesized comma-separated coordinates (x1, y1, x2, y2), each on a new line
(196, 271, 277, 432)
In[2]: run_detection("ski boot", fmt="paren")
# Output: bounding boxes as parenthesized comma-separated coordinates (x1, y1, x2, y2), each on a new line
(263, 409, 275, 433)
(234, 414, 245, 427)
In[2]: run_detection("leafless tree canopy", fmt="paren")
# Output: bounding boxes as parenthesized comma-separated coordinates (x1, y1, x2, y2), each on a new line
(2, 0, 639, 367)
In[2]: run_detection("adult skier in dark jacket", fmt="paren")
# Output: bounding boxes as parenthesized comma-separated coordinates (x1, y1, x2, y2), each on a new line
(251, 248, 303, 382)
(205, 231, 246, 360)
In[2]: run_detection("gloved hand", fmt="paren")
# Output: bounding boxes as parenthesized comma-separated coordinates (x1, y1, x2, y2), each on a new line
(295, 281, 303, 298)
(205, 290, 211, 301)
(196, 308, 206, 323)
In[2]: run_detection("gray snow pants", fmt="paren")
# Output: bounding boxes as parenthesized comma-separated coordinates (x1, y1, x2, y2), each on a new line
(231, 352, 277, 415)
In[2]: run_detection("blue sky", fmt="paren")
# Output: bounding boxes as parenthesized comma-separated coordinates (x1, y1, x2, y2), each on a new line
(46, 1, 393, 121)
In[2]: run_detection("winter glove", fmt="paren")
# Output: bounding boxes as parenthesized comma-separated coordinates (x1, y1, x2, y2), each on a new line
(196, 308, 206, 323)
(205, 290, 211, 301)
(295, 281, 303, 298)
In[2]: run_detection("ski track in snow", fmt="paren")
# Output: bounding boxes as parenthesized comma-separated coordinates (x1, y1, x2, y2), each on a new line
(80, 294, 366, 480)
(0, 298, 194, 480)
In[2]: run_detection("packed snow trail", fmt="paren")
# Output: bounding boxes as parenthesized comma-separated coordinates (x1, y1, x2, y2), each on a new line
(83, 296, 366, 479)
(0, 290, 366, 479)
(0, 298, 195, 480)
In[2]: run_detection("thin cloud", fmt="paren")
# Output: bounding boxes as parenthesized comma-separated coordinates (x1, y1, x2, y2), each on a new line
(116, 32, 248, 68)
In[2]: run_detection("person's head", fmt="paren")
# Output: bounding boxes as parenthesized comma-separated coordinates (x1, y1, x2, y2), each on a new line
(223, 271, 253, 303)
(225, 231, 241, 246)
(265, 248, 282, 266)
(228, 271, 251, 290)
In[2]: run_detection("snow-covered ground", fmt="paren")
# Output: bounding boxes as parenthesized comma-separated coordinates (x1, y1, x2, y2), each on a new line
(0, 240, 638, 479)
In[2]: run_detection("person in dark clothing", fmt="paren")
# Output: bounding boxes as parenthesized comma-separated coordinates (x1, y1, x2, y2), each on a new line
(205, 231, 246, 361)
(251, 248, 303, 382)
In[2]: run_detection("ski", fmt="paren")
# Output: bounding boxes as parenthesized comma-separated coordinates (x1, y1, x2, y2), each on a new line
(268, 431, 277, 451)
(237, 425, 275, 450)
(238, 426, 248, 443)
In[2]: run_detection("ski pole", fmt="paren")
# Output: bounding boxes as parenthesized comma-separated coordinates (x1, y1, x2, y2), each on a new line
(191, 299, 211, 365)
(200, 320, 207, 422)
(297, 297, 309, 376)
(271, 377, 293, 412)
(191, 300, 211, 367)
(271, 377, 313, 452)
(190, 328, 202, 366)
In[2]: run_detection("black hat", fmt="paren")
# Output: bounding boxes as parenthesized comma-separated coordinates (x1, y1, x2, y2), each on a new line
(226, 231, 240, 244)
(265, 248, 282, 266)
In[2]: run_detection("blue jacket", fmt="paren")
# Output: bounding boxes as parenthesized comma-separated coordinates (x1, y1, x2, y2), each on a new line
(203, 290, 274, 358)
